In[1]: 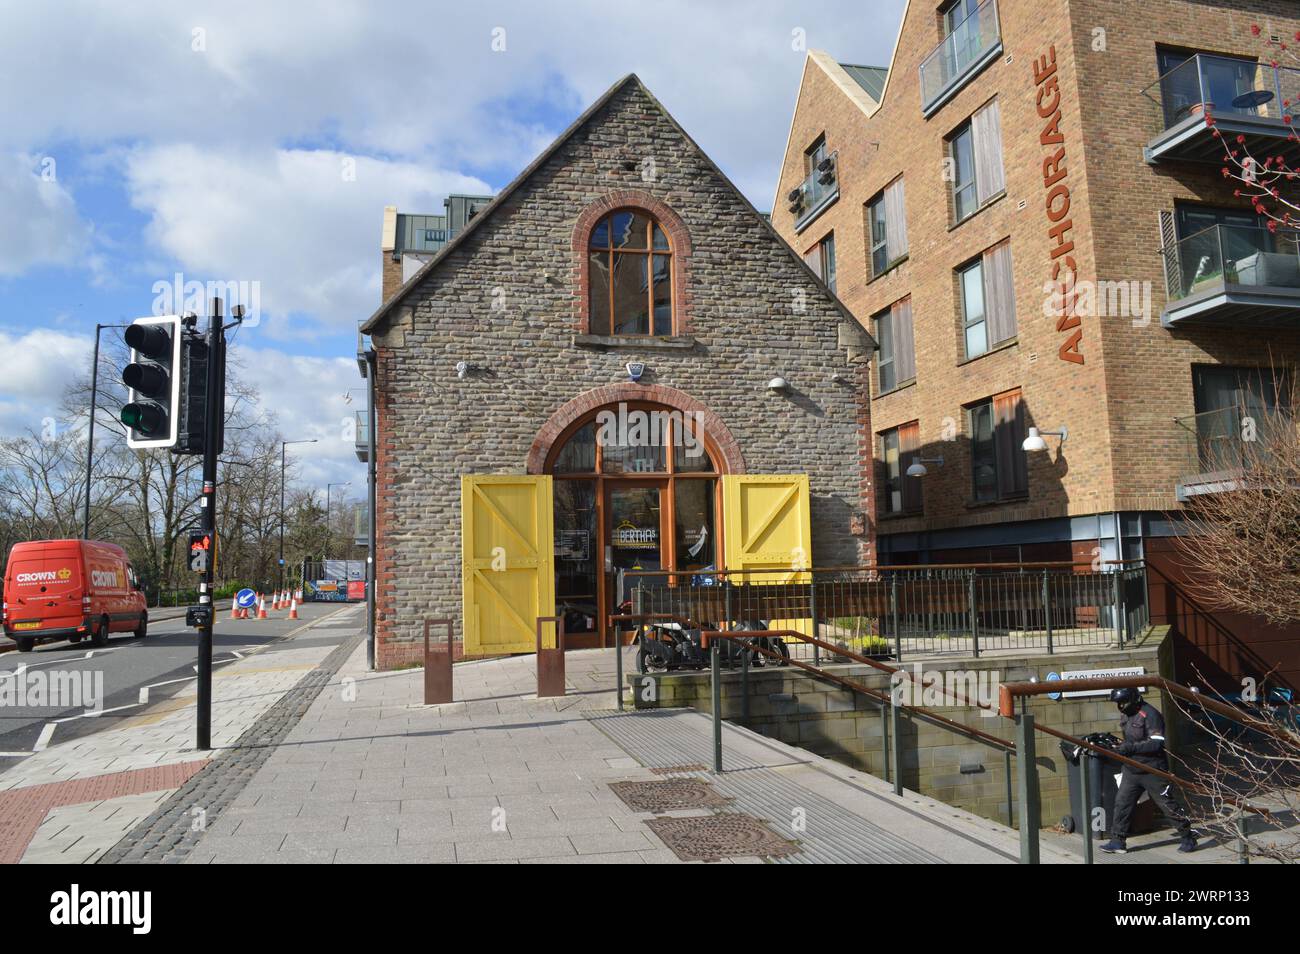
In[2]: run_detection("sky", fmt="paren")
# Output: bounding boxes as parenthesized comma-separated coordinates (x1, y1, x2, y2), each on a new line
(0, 0, 905, 495)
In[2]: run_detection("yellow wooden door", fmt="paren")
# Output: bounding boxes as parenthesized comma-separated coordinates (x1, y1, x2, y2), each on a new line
(721, 475, 813, 637)
(462, 475, 555, 656)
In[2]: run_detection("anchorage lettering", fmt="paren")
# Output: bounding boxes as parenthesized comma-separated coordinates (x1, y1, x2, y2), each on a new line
(50, 885, 151, 935)
(1034, 45, 1084, 366)
(595, 403, 705, 458)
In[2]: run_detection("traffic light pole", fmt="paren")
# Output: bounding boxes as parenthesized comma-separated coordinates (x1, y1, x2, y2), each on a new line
(196, 300, 222, 751)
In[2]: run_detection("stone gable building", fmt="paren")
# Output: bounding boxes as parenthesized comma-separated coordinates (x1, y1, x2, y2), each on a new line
(361, 75, 876, 668)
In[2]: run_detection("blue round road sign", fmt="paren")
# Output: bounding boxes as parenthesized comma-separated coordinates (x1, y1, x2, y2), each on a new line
(236, 588, 258, 609)
(1045, 671, 1062, 701)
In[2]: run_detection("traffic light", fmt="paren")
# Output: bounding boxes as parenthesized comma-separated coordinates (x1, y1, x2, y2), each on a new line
(121, 315, 182, 449)
(175, 332, 225, 456)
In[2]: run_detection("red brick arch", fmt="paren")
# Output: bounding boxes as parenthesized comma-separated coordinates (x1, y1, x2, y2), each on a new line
(526, 383, 745, 475)
(571, 190, 694, 335)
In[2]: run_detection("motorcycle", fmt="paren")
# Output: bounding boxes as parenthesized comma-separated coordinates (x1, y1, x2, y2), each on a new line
(635, 617, 790, 674)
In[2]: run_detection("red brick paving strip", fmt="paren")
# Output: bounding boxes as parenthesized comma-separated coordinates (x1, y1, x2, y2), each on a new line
(0, 759, 208, 864)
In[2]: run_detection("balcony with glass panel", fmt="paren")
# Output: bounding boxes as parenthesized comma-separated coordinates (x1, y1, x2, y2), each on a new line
(918, 0, 1002, 116)
(1174, 406, 1293, 500)
(1160, 224, 1300, 326)
(788, 151, 839, 233)
(1140, 53, 1300, 164)
(354, 409, 369, 462)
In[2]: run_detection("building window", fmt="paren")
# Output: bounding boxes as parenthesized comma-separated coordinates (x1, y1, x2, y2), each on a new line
(874, 297, 916, 393)
(947, 99, 1005, 224)
(867, 178, 909, 277)
(959, 240, 1016, 359)
(804, 233, 836, 294)
(588, 209, 673, 336)
(806, 135, 828, 174)
(967, 389, 1028, 502)
(881, 421, 922, 515)
(1188, 365, 1291, 473)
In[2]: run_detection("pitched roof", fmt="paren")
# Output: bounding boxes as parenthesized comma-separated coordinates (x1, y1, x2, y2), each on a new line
(361, 73, 868, 344)
(839, 63, 888, 101)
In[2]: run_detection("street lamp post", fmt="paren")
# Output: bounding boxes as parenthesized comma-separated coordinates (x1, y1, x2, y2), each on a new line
(280, 438, 318, 591)
(83, 323, 128, 539)
(325, 481, 351, 555)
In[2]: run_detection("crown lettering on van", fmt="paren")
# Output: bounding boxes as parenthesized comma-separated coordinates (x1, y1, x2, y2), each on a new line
(15, 570, 61, 584)
(90, 569, 123, 588)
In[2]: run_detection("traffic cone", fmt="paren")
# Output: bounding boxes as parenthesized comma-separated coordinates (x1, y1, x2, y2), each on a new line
(257, 597, 267, 619)
(229, 602, 240, 620)
(288, 598, 299, 620)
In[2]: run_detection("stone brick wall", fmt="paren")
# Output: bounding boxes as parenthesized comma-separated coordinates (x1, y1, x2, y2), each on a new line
(633, 643, 1168, 830)
(367, 79, 874, 668)
(771, 1, 1300, 540)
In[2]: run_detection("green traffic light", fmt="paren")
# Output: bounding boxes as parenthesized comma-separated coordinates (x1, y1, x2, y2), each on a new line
(121, 402, 164, 435)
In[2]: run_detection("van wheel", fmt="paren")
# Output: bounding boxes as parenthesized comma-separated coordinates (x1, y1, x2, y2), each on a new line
(134, 615, 147, 639)
(91, 620, 109, 648)
(15, 637, 34, 652)
(68, 633, 83, 644)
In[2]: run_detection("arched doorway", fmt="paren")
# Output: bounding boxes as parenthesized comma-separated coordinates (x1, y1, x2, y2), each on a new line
(543, 400, 728, 648)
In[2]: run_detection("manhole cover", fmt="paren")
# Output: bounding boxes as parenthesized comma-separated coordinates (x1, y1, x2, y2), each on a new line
(650, 764, 708, 775)
(646, 813, 800, 862)
(609, 778, 733, 812)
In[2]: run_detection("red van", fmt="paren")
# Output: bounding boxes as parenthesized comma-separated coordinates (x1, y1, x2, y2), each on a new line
(2, 540, 147, 652)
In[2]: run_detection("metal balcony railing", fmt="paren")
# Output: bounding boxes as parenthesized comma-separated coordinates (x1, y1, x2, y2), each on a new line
(1175, 406, 1291, 483)
(918, 0, 1002, 114)
(1161, 223, 1300, 303)
(790, 151, 839, 232)
(1141, 52, 1300, 133)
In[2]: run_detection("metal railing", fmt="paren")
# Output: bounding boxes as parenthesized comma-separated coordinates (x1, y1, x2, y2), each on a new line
(1161, 223, 1300, 303)
(791, 151, 839, 231)
(618, 562, 1149, 666)
(918, 0, 1001, 113)
(1174, 405, 1292, 482)
(354, 409, 369, 454)
(1141, 52, 1300, 133)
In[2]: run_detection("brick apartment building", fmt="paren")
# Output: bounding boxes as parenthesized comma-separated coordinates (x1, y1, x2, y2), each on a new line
(771, 0, 1300, 686)
(360, 76, 874, 669)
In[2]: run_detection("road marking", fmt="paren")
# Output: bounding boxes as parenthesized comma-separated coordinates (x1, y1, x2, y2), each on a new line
(0, 752, 33, 759)
(33, 723, 56, 752)
(139, 687, 149, 705)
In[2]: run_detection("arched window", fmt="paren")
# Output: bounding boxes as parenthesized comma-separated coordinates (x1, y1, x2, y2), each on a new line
(587, 209, 673, 336)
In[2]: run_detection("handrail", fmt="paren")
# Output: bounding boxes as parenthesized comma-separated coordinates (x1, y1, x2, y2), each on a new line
(619, 560, 1137, 579)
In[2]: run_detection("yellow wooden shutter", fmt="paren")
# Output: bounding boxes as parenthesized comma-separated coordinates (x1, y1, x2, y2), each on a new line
(461, 475, 555, 656)
(722, 475, 814, 637)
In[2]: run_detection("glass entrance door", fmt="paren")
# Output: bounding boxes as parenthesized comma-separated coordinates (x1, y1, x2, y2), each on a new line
(606, 481, 667, 641)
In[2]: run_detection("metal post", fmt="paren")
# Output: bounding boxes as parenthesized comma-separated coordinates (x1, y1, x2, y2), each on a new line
(1080, 750, 1094, 865)
(740, 633, 750, 721)
(1015, 711, 1040, 864)
(710, 638, 722, 773)
(889, 692, 902, 796)
(1004, 749, 1014, 828)
(809, 572, 819, 667)
(614, 616, 625, 713)
(890, 575, 901, 661)
(880, 701, 891, 785)
(968, 571, 980, 658)
(82, 323, 103, 540)
(196, 301, 223, 752)
(1112, 569, 1125, 648)
(1237, 812, 1250, 864)
(279, 441, 286, 594)
(365, 349, 377, 671)
(1042, 568, 1053, 655)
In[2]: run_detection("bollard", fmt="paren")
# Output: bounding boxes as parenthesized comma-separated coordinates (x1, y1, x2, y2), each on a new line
(1079, 750, 1094, 865)
(889, 690, 903, 796)
(423, 618, 454, 705)
(535, 615, 566, 698)
(710, 637, 722, 773)
(1015, 711, 1041, 864)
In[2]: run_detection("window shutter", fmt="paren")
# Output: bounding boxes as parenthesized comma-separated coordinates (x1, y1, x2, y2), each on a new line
(900, 421, 923, 513)
(1158, 209, 1179, 300)
(893, 298, 916, 383)
(883, 178, 909, 262)
(982, 241, 1017, 346)
(971, 98, 1006, 204)
(993, 390, 1028, 498)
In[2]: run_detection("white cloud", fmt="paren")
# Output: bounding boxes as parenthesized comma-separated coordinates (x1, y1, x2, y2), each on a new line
(0, 154, 91, 277)
(124, 146, 489, 334)
(0, 327, 91, 436)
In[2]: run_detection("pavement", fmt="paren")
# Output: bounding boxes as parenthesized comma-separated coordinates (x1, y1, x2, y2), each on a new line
(0, 600, 359, 863)
(175, 632, 1078, 865)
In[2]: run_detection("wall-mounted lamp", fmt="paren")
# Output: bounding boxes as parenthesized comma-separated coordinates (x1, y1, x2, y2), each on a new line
(1022, 425, 1068, 453)
(767, 376, 790, 393)
(906, 456, 944, 478)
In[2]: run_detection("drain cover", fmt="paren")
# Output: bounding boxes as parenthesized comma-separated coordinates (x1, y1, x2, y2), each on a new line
(646, 813, 800, 862)
(609, 778, 733, 812)
(650, 764, 708, 775)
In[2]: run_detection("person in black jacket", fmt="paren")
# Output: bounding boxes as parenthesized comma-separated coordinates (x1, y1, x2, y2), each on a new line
(1100, 687, 1196, 854)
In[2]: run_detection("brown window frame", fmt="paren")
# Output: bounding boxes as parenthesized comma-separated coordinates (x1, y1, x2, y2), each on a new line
(588, 209, 674, 337)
